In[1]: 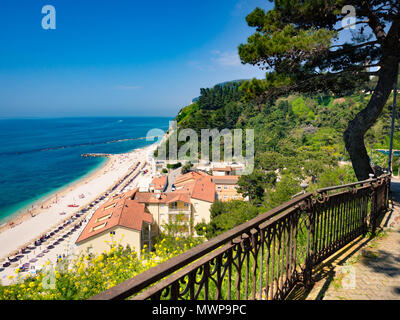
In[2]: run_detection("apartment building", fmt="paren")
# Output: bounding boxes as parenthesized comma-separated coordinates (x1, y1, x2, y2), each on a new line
(212, 176, 243, 202)
(75, 190, 153, 256)
(134, 174, 215, 236)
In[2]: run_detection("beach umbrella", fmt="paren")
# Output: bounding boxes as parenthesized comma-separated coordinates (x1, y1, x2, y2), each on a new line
(28, 241, 36, 248)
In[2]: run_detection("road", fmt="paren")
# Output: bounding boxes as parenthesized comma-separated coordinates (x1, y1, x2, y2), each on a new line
(165, 167, 182, 192)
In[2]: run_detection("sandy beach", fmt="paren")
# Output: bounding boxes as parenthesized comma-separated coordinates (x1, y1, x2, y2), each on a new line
(0, 142, 158, 283)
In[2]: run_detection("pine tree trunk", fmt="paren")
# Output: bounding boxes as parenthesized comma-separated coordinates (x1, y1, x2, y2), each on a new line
(344, 44, 400, 180)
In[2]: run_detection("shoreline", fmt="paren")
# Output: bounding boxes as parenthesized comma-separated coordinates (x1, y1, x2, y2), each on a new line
(0, 157, 111, 234)
(0, 157, 108, 226)
(0, 141, 158, 260)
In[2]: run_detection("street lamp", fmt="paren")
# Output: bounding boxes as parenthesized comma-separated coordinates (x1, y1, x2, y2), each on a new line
(388, 63, 399, 175)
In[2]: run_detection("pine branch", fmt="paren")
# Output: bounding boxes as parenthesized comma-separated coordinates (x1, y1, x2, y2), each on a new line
(334, 20, 370, 33)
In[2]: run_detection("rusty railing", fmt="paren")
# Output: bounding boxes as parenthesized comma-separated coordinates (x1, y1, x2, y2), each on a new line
(90, 174, 391, 300)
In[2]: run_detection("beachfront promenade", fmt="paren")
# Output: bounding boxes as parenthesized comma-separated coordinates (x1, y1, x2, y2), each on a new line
(0, 145, 156, 285)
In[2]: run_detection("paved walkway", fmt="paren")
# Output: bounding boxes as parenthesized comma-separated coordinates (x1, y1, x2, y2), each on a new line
(292, 179, 400, 300)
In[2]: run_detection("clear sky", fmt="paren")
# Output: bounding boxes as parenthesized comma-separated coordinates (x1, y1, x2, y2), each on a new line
(0, 0, 272, 118)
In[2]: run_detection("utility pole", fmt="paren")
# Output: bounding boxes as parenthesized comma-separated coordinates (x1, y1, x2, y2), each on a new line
(388, 63, 399, 175)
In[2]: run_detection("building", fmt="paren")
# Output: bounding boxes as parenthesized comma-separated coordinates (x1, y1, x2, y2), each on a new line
(175, 175, 215, 226)
(212, 176, 243, 202)
(134, 192, 192, 235)
(75, 190, 153, 256)
(211, 164, 245, 176)
(149, 176, 168, 193)
(154, 160, 166, 172)
(212, 166, 232, 176)
(174, 171, 208, 189)
(133, 173, 215, 236)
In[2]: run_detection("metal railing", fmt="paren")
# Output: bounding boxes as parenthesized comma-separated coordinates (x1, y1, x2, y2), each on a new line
(90, 174, 391, 300)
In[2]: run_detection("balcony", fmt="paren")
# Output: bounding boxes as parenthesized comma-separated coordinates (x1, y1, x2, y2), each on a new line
(168, 207, 191, 213)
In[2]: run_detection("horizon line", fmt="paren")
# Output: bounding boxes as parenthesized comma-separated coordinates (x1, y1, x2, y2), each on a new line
(0, 115, 175, 120)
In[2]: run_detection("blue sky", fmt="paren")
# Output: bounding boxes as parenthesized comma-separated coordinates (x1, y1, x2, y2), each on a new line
(0, 0, 272, 118)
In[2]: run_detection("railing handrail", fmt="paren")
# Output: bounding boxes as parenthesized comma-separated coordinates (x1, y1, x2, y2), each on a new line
(133, 204, 303, 300)
(316, 173, 390, 194)
(90, 173, 391, 300)
(90, 192, 312, 300)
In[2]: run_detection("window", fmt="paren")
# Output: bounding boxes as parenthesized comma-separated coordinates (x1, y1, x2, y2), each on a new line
(169, 202, 178, 209)
(224, 195, 228, 199)
(217, 186, 222, 191)
(224, 186, 228, 190)
(97, 213, 112, 223)
(91, 222, 107, 232)
(103, 203, 116, 211)
(110, 231, 116, 236)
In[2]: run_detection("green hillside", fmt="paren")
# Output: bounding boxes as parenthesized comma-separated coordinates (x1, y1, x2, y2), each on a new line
(173, 79, 400, 173)
(157, 79, 400, 238)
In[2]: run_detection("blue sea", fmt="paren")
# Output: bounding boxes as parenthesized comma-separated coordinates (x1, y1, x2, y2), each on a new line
(0, 117, 171, 223)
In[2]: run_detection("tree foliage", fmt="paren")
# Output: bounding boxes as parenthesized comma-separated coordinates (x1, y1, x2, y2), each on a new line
(238, 1, 400, 180)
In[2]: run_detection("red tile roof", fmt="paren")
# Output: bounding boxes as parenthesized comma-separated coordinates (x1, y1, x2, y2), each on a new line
(175, 176, 215, 203)
(133, 170, 215, 207)
(174, 171, 208, 186)
(212, 176, 240, 184)
(76, 195, 152, 244)
(150, 176, 167, 191)
(134, 192, 191, 204)
(191, 176, 215, 202)
(212, 166, 232, 172)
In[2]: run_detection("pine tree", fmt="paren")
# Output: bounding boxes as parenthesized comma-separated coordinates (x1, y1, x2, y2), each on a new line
(239, 1, 400, 180)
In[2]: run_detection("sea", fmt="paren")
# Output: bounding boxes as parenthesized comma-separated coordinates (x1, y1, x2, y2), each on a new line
(0, 117, 172, 224)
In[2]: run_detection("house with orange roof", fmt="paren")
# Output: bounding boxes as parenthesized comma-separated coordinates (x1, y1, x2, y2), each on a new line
(134, 191, 192, 235)
(212, 166, 232, 176)
(211, 164, 245, 176)
(75, 191, 153, 256)
(133, 174, 215, 236)
(212, 176, 244, 202)
(174, 171, 208, 189)
(149, 176, 168, 193)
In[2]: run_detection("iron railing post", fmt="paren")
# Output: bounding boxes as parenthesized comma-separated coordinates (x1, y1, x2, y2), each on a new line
(369, 174, 378, 236)
(302, 198, 315, 288)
